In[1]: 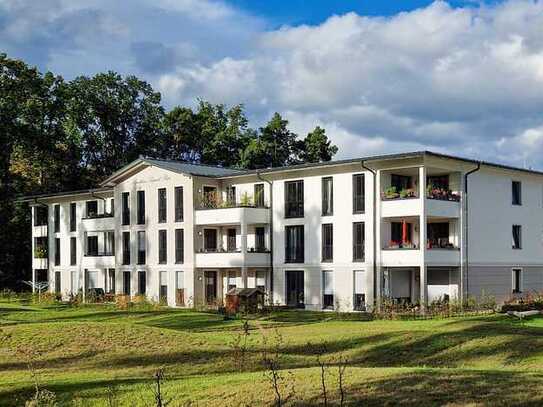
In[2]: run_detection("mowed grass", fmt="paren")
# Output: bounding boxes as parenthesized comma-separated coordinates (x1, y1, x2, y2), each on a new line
(2, 302, 543, 406)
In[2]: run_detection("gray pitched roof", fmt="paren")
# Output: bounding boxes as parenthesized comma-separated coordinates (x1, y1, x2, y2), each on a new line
(143, 157, 244, 177)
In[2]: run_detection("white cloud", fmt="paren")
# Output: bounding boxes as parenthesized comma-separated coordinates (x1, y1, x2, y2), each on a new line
(2, 0, 543, 167)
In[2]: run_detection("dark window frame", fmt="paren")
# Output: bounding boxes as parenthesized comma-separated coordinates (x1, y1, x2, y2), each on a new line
(513, 268, 522, 293)
(122, 192, 130, 225)
(254, 183, 265, 207)
(137, 190, 145, 225)
(86, 200, 98, 218)
(122, 232, 130, 265)
(175, 229, 184, 264)
(322, 270, 334, 309)
(353, 174, 365, 213)
(34, 206, 48, 226)
(137, 231, 146, 264)
(70, 237, 77, 266)
(285, 180, 304, 218)
(285, 225, 304, 263)
(353, 222, 365, 261)
(138, 270, 147, 295)
(158, 188, 167, 223)
(70, 203, 76, 232)
(158, 230, 167, 264)
(512, 181, 522, 206)
(54, 204, 60, 233)
(321, 223, 333, 262)
(255, 227, 266, 252)
(512, 224, 522, 249)
(54, 238, 61, 266)
(322, 177, 333, 216)
(174, 186, 184, 222)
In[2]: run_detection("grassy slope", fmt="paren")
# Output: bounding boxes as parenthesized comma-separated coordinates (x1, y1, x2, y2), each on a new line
(1, 302, 543, 406)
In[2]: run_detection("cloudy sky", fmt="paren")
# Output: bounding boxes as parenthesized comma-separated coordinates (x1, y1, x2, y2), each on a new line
(2, 0, 543, 168)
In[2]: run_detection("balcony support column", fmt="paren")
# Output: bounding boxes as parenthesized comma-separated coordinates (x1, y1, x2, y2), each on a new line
(419, 166, 428, 309)
(241, 218, 248, 288)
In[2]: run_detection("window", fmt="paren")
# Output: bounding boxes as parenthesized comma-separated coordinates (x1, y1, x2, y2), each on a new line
(255, 227, 265, 252)
(34, 237, 47, 258)
(512, 225, 522, 249)
(322, 224, 333, 262)
(513, 268, 522, 293)
(322, 270, 334, 309)
(137, 190, 145, 225)
(122, 192, 130, 225)
(254, 184, 265, 207)
(391, 222, 413, 245)
(512, 181, 522, 205)
(227, 228, 237, 251)
(70, 203, 76, 232)
(109, 198, 114, 215)
(160, 271, 168, 303)
(70, 237, 76, 266)
(158, 188, 167, 223)
(159, 230, 167, 264)
(86, 201, 98, 218)
(107, 269, 115, 294)
(285, 225, 304, 263)
(428, 175, 449, 190)
(174, 229, 184, 264)
(353, 222, 365, 261)
(86, 235, 98, 256)
(391, 174, 413, 192)
(353, 270, 365, 311)
(353, 174, 365, 213)
(427, 222, 450, 248)
(123, 271, 131, 296)
(285, 180, 304, 218)
(226, 186, 236, 206)
(137, 231, 146, 264)
(34, 206, 48, 226)
(256, 271, 266, 291)
(122, 232, 130, 265)
(322, 177, 333, 216)
(174, 187, 184, 222)
(104, 231, 115, 255)
(227, 271, 237, 291)
(55, 271, 61, 294)
(138, 271, 146, 295)
(54, 238, 61, 265)
(204, 229, 217, 252)
(54, 204, 60, 233)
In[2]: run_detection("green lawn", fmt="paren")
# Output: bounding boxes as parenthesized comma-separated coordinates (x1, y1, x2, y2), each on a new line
(1, 301, 543, 406)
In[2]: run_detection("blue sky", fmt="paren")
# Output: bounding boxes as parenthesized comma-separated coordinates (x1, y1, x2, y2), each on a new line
(1, 0, 543, 168)
(228, 0, 503, 25)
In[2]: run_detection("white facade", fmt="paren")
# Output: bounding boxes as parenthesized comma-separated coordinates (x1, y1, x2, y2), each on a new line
(27, 152, 543, 311)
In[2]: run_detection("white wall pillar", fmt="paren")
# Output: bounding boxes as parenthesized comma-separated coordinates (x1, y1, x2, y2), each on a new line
(31, 268, 36, 293)
(374, 169, 382, 310)
(419, 166, 427, 308)
(241, 218, 248, 288)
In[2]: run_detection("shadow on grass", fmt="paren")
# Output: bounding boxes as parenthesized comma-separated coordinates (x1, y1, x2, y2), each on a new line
(295, 369, 543, 406)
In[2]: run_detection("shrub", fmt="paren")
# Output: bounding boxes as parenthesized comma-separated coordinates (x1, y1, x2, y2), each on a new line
(115, 295, 131, 310)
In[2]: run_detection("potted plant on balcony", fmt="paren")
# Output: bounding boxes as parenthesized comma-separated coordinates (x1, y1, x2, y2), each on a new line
(240, 192, 253, 207)
(383, 186, 399, 200)
(34, 246, 47, 258)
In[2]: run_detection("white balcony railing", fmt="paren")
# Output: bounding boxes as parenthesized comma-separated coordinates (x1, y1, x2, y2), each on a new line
(195, 251, 270, 268)
(195, 206, 270, 225)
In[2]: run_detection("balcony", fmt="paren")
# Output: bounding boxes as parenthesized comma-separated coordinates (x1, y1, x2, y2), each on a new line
(32, 257, 48, 269)
(426, 247, 460, 265)
(32, 224, 48, 237)
(195, 206, 270, 226)
(195, 250, 270, 268)
(82, 252, 115, 268)
(381, 247, 421, 267)
(82, 213, 115, 231)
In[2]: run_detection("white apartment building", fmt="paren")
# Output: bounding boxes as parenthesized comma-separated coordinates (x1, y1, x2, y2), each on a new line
(23, 151, 543, 311)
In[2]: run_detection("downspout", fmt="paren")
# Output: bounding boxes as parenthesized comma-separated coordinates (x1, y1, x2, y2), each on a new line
(361, 161, 377, 311)
(257, 172, 274, 304)
(463, 162, 481, 304)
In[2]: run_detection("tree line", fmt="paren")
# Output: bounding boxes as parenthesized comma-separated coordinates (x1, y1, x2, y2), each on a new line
(0, 53, 338, 288)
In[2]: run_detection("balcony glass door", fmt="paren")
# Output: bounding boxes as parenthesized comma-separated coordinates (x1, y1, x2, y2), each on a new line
(204, 229, 217, 252)
(286, 270, 304, 308)
(205, 270, 217, 304)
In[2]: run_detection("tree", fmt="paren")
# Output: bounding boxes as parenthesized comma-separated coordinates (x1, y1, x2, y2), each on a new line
(298, 126, 338, 163)
(258, 112, 299, 168)
(65, 72, 165, 180)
